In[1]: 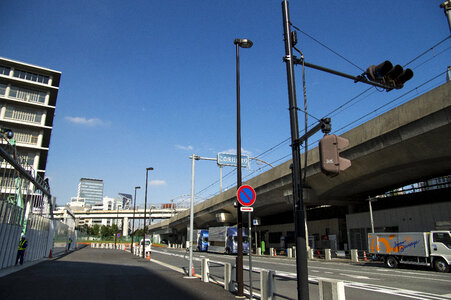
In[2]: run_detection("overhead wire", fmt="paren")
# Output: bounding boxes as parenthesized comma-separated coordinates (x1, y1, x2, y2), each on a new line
(193, 33, 450, 201)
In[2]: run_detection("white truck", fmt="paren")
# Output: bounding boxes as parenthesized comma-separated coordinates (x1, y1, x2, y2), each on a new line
(139, 238, 152, 255)
(208, 226, 249, 254)
(368, 231, 451, 272)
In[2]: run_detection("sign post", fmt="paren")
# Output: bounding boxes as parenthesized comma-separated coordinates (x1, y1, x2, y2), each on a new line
(236, 185, 256, 299)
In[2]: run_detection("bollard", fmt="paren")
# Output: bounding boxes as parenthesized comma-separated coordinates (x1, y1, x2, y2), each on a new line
(270, 248, 274, 256)
(201, 258, 209, 283)
(224, 263, 232, 291)
(308, 248, 313, 259)
(351, 249, 359, 263)
(325, 249, 332, 261)
(319, 279, 345, 300)
(287, 248, 293, 258)
(257, 247, 262, 255)
(260, 270, 275, 300)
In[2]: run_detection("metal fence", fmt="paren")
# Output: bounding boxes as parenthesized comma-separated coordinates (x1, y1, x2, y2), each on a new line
(0, 131, 55, 269)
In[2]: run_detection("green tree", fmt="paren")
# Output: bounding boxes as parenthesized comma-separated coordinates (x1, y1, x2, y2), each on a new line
(92, 224, 100, 236)
(100, 225, 110, 237)
(111, 224, 119, 235)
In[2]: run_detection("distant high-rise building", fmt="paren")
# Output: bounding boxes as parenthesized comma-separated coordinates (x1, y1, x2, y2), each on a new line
(77, 178, 103, 207)
(0, 57, 61, 179)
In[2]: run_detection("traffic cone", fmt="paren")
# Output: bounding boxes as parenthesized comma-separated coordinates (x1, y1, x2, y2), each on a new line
(274, 250, 277, 256)
(192, 266, 196, 276)
(363, 251, 368, 261)
(147, 252, 151, 260)
(48, 249, 52, 258)
(317, 250, 322, 259)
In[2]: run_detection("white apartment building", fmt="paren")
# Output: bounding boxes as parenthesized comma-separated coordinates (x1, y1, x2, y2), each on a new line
(0, 57, 61, 179)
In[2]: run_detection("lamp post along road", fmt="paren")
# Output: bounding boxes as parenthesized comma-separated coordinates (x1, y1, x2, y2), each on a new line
(234, 37, 253, 297)
(143, 167, 153, 258)
(131, 186, 140, 253)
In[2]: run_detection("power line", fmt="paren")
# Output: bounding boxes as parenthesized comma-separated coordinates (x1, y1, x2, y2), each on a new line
(290, 23, 365, 72)
(333, 70, 447, 134)
(403, 35, 451, 68)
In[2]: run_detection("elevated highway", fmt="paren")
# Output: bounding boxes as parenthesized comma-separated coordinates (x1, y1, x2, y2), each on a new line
(150, 82, 450, 236)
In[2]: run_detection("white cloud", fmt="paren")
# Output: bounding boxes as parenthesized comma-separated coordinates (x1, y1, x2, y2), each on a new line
(149, 180, 166, 186)
(65, 116, 110, 127)
(220, 148, 252, 156)
(175, 144, 194, 151)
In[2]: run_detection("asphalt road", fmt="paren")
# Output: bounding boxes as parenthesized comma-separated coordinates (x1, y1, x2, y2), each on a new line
(0, 247, 238, 300)
(150, 247, 451, 300)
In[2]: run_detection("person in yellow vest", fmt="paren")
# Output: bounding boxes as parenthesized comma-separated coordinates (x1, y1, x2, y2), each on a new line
(15, 235, 28, 265)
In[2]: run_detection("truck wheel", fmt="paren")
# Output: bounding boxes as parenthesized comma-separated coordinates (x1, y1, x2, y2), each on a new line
(434, 258, 450, 273)
(385, 256, 398, 268)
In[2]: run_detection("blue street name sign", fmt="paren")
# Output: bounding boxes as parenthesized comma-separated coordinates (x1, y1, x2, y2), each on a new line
(217, 153, 249, 167)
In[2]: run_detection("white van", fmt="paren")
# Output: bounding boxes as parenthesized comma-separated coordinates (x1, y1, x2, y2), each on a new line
(140, 239, 152, 255)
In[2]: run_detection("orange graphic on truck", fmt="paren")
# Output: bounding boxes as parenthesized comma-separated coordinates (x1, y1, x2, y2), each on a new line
(369, 234, 419, 254)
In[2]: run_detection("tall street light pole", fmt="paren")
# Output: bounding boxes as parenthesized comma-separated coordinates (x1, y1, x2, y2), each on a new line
(234, 37, 253, 297)
(131, 186, 140, 253)
(143, 167, 153, 258)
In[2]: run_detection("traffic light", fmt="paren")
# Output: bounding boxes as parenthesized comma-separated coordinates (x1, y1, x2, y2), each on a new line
(319, 134, 351, 176)
(365, 61, 413, 90)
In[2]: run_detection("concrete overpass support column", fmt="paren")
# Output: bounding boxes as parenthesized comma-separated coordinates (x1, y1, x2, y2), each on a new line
(319, 279, 345, 300)
(224, 263, 233, 291)
(260, 270, 275, 300)
(351, 249, 359, 262)
(123, 217, 129, 237)
(201, 258, 209, 283)
(325, 249, 332, 261)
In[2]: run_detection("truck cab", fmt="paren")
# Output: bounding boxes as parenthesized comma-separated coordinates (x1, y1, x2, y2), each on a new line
(226, 228, 249, 254)
(140, 239, 152, 255)
(430, 231, 451, 272)
(197, 230, 209, 252)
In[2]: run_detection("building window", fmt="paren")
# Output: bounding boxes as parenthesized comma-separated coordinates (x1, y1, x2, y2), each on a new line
(13, 69, 49, 84)
(9, 86, 46, 104)
(4, 106, 43, 124)
(0, 66, 11, 76)
(16, 151, 35, 166)
(0, 83, 6, 96)
(11, 129, 39, 145)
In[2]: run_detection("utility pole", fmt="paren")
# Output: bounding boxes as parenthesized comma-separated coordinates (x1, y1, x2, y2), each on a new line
(282, 1, 310, 299)
(440, 0, 451, 32)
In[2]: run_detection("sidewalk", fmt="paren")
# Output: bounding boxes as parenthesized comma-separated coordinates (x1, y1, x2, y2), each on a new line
(0, 246, 238, 300)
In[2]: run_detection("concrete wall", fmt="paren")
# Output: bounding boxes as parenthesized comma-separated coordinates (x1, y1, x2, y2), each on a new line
(346, 201, 451, 250)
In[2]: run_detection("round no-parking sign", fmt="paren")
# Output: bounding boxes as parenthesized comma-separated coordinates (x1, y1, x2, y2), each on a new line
(237, 185, 256, 207)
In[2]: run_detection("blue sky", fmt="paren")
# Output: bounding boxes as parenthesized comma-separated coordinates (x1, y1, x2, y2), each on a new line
(1, 1, 449, 208)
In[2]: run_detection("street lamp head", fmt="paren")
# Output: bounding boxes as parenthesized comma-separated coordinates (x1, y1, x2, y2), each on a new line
(146, 167, 154, 171)
(135, 186, 141, 190)
(234, 38, 253, 48)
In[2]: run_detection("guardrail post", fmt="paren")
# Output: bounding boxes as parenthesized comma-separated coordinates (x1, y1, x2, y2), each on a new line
(260, 270, 274, 300)
(351, 249, 359, 262)
(257, 247, 261, 255)
(319, 279, 345, 300)
(224, 263, 232, 291)
(325, 249, 331, 261)
(201, 258, 209, 282)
